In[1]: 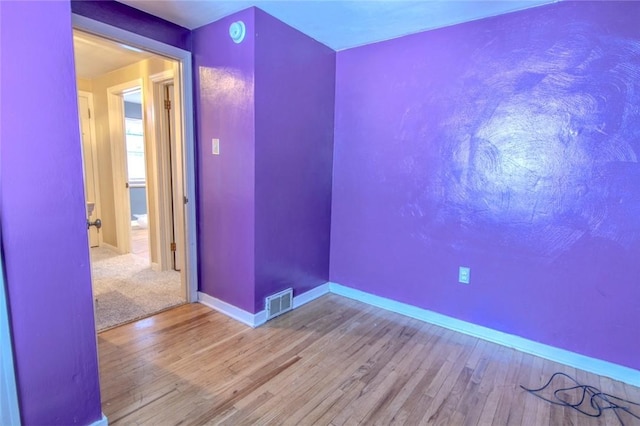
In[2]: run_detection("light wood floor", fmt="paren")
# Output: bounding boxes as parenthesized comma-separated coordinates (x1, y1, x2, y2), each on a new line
(98, 295, 640, 425)
(131, 226, 149, 261)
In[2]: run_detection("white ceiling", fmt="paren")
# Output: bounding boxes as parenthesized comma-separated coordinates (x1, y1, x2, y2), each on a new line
(73, 30, 154, 79)
(118, 0, 557, 51)
(73, 1, 557, 79)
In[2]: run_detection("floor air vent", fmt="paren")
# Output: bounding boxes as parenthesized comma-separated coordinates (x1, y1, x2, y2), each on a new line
(265, 288, 293, 320)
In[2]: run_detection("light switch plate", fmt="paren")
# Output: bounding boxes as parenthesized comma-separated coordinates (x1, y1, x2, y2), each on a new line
(212, 138, 220, 155)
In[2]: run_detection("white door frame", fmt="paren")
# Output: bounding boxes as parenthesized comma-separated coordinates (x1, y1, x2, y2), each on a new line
(72, 14, 198, 303)
(78, 91, 102, 247)
(167, 80, 186, 276)
(149, 69, 175, 272)
(150, 68, 189, 299)
(150, 69, 181, 265)
(107, 79, 142, 255)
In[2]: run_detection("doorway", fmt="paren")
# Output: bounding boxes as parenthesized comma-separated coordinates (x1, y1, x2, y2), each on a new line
(123, 89, 150, 260)
(150, 74, 186, 280)
(72, 24, 196, 330)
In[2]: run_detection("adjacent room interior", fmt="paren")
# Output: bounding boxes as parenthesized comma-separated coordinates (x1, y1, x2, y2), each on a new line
(2, 1, 640, 425)
(73, 30, 187, 330)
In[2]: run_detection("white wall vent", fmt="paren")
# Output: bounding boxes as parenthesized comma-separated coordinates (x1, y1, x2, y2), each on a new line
(265, 288, 293, 320)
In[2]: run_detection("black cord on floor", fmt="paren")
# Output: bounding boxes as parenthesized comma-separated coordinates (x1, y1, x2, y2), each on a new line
(521, 372, 640, 426)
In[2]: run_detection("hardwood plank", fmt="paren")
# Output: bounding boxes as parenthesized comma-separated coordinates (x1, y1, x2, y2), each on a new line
(97, 294, 640, 425)
(475, 345, 514, 425)
(531, 356, 551, 425)
(457, 340, 500, 425)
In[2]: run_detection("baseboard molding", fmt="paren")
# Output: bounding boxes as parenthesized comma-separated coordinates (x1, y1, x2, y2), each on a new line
(198, 281, 639, 386)
(198, 292, 261, 327)
(293, 283, 331, 309)
(328, 282, 640, 387)
(198, 284, 331, 328)
(88, 413, 108, 426)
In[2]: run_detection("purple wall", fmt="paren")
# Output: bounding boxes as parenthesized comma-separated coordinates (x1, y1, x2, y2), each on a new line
(194, 9, 257, 312)
(331, 1, 640, 370)
(0, 2, 102, 424)
(71, 0, 191, 51)
(193, 8, 334, 313)
(254, 9, 335, 311)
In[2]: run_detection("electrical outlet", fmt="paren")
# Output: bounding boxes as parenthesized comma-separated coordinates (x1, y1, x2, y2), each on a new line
(212, 138, 220, 155)
(459, 266, 470, 284)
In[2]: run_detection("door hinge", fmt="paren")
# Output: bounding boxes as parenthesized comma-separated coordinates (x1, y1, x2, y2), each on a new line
(88, 108, 91, 119)
(170, 242, 177, 252)
(183, 196, 188, 204)
(164, 99, 171, 110)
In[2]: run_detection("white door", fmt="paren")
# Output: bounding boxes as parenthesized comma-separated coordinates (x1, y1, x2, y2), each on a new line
(78, 94, 100, 247)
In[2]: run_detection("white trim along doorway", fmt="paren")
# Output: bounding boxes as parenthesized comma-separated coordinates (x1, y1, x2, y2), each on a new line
(73, 14, 198, 303)
(107, 78, 142, 257)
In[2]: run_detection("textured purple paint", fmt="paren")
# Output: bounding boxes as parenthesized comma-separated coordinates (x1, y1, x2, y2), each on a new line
(71, 0, 191, 51)
(254, 9, 335, 311)
(331, 1, 640, 370)
(0, 2, 102, 424)
(194, 9, 256, 312)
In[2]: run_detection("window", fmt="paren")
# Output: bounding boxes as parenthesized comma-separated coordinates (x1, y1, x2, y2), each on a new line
(125, 117, 145, 184)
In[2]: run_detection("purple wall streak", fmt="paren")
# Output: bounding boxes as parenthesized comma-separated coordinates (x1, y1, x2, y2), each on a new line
(331, 1, 640, 370)
(194, 9, 257, 312)
(254, 9, 335, 311)
(71, 0, 191, 51)
(0, 2, 102, 424)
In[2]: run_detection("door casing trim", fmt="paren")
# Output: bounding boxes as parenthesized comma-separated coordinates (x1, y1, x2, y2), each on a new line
(72, 14, 198, 303)
(107, 78, 142, 255)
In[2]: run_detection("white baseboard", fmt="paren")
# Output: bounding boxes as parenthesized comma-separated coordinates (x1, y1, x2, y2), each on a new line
(198, 292, 262, 327)
(197, 281, 639, 386)
(198, 284, 331, 328)
(89, 413, 108, 426)
(293, 283, 330, 309)
(328, 282, 640, 387)
(253, 308, 267, 326)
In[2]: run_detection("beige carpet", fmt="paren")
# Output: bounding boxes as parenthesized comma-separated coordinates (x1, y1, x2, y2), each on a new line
(91, 247, 183, 331)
